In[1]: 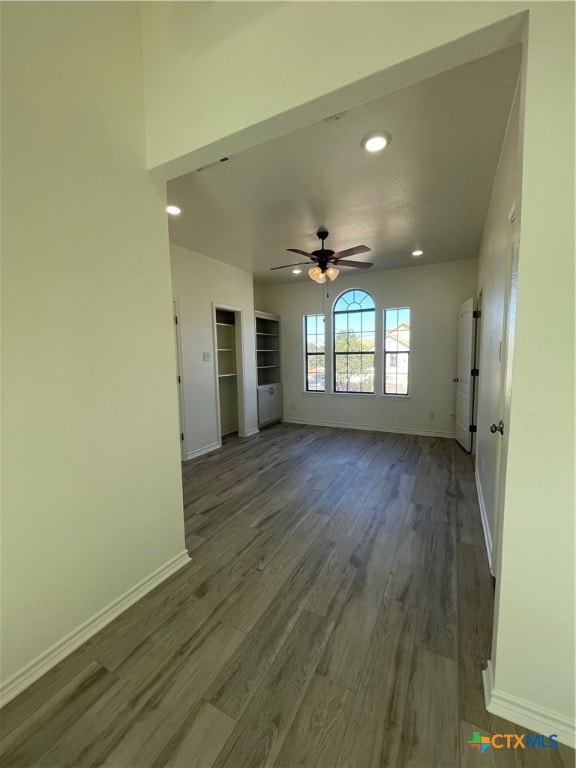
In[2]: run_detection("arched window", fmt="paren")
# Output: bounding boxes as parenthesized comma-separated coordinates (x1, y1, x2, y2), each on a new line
(333, 289, 375, 393)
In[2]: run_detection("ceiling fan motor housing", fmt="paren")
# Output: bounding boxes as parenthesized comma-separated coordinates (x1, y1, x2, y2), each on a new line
(313, 229, 333, 270)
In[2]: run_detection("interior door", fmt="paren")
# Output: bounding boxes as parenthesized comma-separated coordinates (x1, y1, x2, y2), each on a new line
(455, 297, 475, 452)
(173, 301, 186, 460)
(476, 204, 515, 573)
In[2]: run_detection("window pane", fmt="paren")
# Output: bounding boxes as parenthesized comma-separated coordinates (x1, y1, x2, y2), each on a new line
(396, 374, 408, 395)
(359, 356, 375, 393)
(384, 309, 410, 395)
(385, 354, 397, 393)
(385, 333, 398, 352)
(307, 352, 325, 391)
(334, 313, 347, 333)
(362, 331, 375, 352)
(362, 311, 375, 332)
(333, 290, 375, 394)
(335, 354, 349, 391)
(305, 314, 325, 392)
(398, 308, 410, 325)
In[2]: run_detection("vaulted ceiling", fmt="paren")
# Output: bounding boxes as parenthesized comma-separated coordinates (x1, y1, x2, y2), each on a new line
(167, 45, 521, 285)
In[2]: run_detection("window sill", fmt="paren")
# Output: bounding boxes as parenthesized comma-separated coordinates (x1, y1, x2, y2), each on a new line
(381, 394, 411, 399)
(330, 392, 376, 398)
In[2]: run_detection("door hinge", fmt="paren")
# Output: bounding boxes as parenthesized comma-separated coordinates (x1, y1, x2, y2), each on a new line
(473, 310, 482, 319)
(471, 368, 479, 377)
(180, 433, 184, 441)
(174, 315, 178, 324)
(178, 375, 181, 383)
(469, 424, 477, 433)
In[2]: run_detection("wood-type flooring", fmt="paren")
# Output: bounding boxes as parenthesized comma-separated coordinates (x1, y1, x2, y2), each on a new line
(1, 424, 574, 767)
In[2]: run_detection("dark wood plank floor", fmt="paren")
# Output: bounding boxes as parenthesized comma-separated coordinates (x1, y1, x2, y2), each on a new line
(1, 424, 574, 767)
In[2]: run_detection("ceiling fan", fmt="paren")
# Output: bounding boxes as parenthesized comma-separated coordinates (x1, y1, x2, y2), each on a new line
(271, 228, 372, 283)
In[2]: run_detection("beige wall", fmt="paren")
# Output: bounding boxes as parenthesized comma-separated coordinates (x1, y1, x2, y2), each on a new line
(170, 243, 258, 457)
(0, 4, 186, 692)
(142, 1, 575, 742)
(255, 260, 478, 437)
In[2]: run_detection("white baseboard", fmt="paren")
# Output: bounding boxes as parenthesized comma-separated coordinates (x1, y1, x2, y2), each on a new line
(281, 417, 455, 439)
(483, 659, 575, 748)
(185, 441, 221, 461)
(240, 428, 260, 438)
(475, 466, 494, 574)
(482, 659, 496, 710)
(0, 550, 191, 707)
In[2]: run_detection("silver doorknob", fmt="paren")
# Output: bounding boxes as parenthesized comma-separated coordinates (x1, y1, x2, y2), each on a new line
(490, 421, 504, 435)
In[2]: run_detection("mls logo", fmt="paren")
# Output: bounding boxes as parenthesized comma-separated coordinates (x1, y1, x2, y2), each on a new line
(468, 732, 492, 754)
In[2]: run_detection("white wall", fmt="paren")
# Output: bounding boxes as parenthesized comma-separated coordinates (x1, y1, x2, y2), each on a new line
(142, 1, 575, 743)
(0, 4, 186, 694)
(141, 2, 528, 176)
(255, 260, 477, 437)
(488, 7, 575, 742)
(170, 243, 258, 458)
(1, 0, 572, 741)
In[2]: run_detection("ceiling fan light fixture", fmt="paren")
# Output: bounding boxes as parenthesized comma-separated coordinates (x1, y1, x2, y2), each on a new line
(309, 266, 326, 284)
(325, 266, 339, 281)
(361, 131, 391, 153)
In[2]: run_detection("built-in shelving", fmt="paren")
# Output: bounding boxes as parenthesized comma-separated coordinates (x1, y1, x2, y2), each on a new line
(255, 314, 281, 388)
(215, 309, 239, 435)
(255, 311, 282, 427)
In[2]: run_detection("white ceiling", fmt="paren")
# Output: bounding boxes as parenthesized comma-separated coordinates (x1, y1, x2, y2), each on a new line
(167, 46, 521, 285)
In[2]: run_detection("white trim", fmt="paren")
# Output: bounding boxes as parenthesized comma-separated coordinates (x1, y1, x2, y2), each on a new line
(475, 466, 494, 574)
(483, 660, 575, 748)
(240, 427, 260, 438)
(0, 551, 191, 707)
(185, 441, 221, 461)
(281, 417, 454, 438)
(482, 659, 497, 710)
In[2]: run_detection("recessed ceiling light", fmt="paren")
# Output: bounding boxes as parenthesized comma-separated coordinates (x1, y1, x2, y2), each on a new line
(412, 249, 424, 257)
(166, 205, 181, 215)
(361, 131, 391, 153)
(292, 268, 302, 275)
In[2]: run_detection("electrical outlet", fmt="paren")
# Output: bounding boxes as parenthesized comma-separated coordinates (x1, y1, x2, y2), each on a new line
(203, 351, 210, 362)
(290, 402, 296, 410)
(429, 411, 436, 420)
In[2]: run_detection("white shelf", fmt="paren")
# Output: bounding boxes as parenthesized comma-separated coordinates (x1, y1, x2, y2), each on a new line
(258, 365, 279, 369)
(218, 373, 237, 378)
(256, 332, 278, 336)
(216, 322, 235, 327)
(218, 348, 235, 352)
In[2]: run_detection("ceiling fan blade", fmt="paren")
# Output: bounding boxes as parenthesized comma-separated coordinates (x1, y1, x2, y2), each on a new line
(287, 248, 312, 257)
(332, 245, 371, 260)
(270, 262, 312, 271)
(336, 259, 373, 269)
